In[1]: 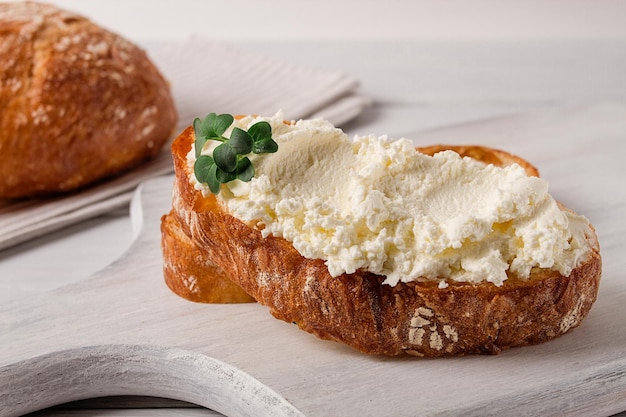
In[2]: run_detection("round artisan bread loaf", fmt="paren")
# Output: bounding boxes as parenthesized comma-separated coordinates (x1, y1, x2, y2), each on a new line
(0, 1, 177, 198)
(162, 125, 602, 357)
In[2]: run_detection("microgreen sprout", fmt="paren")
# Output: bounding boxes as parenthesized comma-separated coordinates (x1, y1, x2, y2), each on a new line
(193, 113, 278, 194)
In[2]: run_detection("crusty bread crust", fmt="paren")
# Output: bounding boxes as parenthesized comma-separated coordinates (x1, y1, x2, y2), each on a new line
(0, 2, 177, 198)
(417, 144, 540, 177)
(161, 211, 255, 303)
(161, 126, 602, 356)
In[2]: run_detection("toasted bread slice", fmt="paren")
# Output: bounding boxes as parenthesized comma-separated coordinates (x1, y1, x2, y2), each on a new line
(161, 126, 601, 356)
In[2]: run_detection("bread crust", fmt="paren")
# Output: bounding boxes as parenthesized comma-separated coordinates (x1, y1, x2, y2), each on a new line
(0, 2, 177, 198)
(417, 144, 540, 177)
(161, 126, 602, 356)
(161, 211, 256, 303)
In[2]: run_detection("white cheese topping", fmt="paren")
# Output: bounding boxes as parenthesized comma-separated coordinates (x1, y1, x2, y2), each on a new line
(189, 112, 593, 287)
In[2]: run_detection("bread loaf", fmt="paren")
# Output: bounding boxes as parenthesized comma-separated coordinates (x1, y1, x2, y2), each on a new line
(0, 2, 177, 198)
(161, 119, 601, 356)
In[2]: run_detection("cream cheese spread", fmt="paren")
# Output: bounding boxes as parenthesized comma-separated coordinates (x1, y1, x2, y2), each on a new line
(189, 112, 593, 287)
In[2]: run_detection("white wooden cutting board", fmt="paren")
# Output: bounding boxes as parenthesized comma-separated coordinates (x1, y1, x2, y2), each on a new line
(1, 104, 626, 417)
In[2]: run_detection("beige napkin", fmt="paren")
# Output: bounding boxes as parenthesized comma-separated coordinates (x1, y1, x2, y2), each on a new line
(0, 37, 369, 251)
(152, 37, 370, 130)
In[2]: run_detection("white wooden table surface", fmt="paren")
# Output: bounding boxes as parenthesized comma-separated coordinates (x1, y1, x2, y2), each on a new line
(1, 1, 626, 416)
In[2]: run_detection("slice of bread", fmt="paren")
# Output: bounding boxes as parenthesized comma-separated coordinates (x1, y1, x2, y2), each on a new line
(161, 126, 601, 356)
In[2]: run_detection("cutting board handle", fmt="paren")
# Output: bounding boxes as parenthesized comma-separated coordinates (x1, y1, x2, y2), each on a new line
(0, 344, 304, 417)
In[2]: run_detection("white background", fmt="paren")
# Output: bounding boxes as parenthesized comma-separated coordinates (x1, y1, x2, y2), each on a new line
(6, 0, 626, 42)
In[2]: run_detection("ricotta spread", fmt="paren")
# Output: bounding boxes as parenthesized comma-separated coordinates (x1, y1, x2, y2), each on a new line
(189, 112, 593, 287)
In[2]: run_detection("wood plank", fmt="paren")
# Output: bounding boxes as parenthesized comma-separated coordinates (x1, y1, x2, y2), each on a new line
(1, 104, 625, 417)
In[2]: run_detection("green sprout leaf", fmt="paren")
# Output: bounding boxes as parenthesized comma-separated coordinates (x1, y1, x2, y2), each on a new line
(193, 113, 234, 157)
(193, 118, 208, 158)
(229, 128, 254, 155)
(215, 167, 236, 184)
(213, 142, 237, 172)
(253, 138, 278, 154)
(194, 155, 215, 184)
(203, 113, 233, 138)
(249, 121, 272, 142)
(199, 113, 215, 137)
(192, 113, 278, 194)
(235, 157, 255, 182)
(206, 164, 221, 194)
